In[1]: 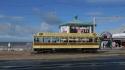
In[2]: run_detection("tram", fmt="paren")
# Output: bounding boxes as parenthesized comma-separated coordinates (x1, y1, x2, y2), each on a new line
(32, 17, 100, 53)
(33, 32, 99, 52)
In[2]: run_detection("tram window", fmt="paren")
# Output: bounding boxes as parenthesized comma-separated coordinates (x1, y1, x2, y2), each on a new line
(70, 27, 77, 33)
(39, 38, 44, 42)
(81, 38, 89, 42)
(60, 38, 65, 42)
(52, 38, 60, 43)
(34, 38, 37, 42)
(48, 40, 50, 43)
(61, 38, 68, 43)
(43, 38, 50, 43)
(67, 37, 80, 43)
(89, 38, 92, 42)
(36, 38, 39, 42)
(34, 37, 40, 42)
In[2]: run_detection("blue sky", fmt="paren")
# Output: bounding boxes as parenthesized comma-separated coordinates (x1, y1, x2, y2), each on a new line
(0, 0, 125, 41)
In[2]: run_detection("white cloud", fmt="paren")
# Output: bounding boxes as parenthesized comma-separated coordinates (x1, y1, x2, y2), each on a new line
(109, 25, 125, 34)
(0, 15, 5, 18)
(86, 0, 125, 3)
(0, 23, 11, 31)
(40, 22, 51, 32)
(0, 14, 24, 20)
(32, 7, 40, 12)
(85, 12, 103, 16)
(55, 0, 124, 5)
(33, 8, 62, 25)
(0, 14, 38, 41)
(0, 22, 39, 41)
(33, 8, 62, 32)
(43, 12, 62, 25)
(0, 11, 61, 41)
(11, 16, 24, 19)
(15, 25, 36, 34)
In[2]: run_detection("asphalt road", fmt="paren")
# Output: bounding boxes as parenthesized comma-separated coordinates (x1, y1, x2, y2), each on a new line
(0, 56, 125, 70)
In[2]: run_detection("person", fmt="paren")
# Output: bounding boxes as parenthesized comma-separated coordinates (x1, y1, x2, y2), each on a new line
(112, 41, 116, 48)
(101, 41, 104, 49)
(8, 42, 11, 51)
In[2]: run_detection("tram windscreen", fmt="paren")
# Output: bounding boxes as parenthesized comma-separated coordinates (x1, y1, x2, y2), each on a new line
(70, 27, 77, 33)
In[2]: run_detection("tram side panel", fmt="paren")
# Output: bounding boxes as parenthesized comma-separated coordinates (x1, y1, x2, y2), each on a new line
(32, 43, 99, 52)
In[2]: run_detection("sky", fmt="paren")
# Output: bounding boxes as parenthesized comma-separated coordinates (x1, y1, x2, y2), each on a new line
(0, 0, 125, 41)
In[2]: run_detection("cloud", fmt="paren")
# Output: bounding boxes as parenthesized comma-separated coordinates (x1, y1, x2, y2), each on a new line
(0, 14, 36, 35)
(32, 7, 41, 12)
(0, 10, 62, 41)
(33, 8, 62, 25)
(89, 16, 125, 24)
(0, 14, 50, 41)
(56, 0, 84, 4)
(0, 22, 39, 42)
(85, 11, 103, 16)
(0, 14, 24, 20)
(0, 15, 4, 18)
(0, 23, 11, 32)
(85, 0, 125, 6)
(109, 25, 125, 34)
(86, 0, 125, 3)
(42, 12, 62, 25)
(40, 22, 51, 32)
(33, 8, 62, 32)
(55, 0, 125, 7)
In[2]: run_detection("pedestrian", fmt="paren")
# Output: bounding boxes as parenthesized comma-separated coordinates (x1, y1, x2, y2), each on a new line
(112, 41, 116, 48)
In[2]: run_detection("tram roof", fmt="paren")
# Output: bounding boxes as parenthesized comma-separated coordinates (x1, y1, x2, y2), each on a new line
(59, 23, 95, 27)
(34, 32, 98, 38)
(59, 19, 95, 27)
(59, 16, 96, 27)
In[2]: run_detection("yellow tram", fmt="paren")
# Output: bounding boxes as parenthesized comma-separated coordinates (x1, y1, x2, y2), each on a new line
(33, 32, 99, 52)
(32, 17, 100, 52)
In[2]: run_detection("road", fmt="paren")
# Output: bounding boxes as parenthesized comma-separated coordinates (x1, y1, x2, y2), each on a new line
(0, 56, 125, 70)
